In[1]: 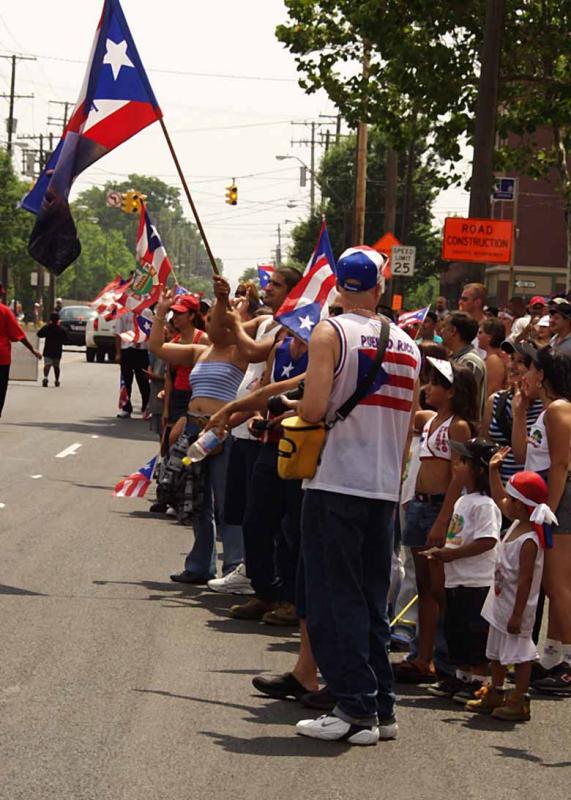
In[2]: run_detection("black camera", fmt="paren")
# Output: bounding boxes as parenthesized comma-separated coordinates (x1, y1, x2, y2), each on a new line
(267, 380, 305, 416)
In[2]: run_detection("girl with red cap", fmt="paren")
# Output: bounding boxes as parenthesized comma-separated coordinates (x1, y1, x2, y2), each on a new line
(468, 458, 556, 721)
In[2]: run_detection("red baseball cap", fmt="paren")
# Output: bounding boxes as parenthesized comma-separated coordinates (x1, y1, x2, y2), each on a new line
(529, 295, 546, 307)
(170, 294, 200, 313)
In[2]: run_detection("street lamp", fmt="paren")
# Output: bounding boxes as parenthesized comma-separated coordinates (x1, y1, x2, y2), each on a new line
(276, 154, 316, 216)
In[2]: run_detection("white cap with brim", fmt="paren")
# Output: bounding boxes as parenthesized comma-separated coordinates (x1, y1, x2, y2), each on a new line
(426, 356, 453, 384)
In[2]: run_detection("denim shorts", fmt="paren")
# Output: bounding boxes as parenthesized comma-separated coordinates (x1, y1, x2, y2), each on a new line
(402, 498, 442, 548)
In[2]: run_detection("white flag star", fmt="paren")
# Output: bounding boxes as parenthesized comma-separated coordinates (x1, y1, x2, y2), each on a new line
(299, 315, 315, 331)
(281, 361, 294, 378)
(103, 39, 134, 81)
(150, 225, 160, 240)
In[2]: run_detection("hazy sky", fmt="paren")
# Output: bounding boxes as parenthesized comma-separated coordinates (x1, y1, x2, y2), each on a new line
(0, 0, 469, 284)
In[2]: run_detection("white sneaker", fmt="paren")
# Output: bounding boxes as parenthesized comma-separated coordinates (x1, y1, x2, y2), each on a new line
(378, 715, 398, 740)
(116, 409, 131, 418)
(296, 715, 379, 746)
(165, 507, 177, 517)
(207, 563, 254, 595)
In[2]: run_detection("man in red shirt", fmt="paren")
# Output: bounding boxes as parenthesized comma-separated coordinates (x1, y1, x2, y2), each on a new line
(0, 302, 42, 416)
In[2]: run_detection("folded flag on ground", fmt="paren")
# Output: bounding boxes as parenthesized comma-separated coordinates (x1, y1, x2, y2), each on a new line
(118, 373, 129, 410)
(274, 220, 337, 344)
(113, 456, 157, 498)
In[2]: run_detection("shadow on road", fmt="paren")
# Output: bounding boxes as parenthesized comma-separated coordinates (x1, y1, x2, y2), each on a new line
(133, 687, 348, 755)
(4, 417, 156, 442)
(199, 729, 350, 757)
(0, 583, 46, 596)
(492, 745, 571, 768)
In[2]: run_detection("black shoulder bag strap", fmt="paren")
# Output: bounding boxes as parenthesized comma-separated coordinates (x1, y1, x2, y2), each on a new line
(329, 316, 391, 428)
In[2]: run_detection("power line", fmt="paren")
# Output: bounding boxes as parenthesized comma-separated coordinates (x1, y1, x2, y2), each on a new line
(1, 51, 298, 83)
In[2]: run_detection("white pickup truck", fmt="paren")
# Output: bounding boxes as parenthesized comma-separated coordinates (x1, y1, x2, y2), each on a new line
(85, 313, 117, 362)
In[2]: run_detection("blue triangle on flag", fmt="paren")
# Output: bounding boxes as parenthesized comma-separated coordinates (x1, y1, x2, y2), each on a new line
(277, 301, 322, 345)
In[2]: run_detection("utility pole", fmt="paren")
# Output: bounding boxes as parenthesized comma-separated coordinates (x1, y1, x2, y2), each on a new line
(276, 224, 282, 267)
(352, 46, 370, 244)
(0, 53, 34, 291)
(290, 117, 343, 216)
(48, 99, 73, 131)
(0, 54, 35, 154)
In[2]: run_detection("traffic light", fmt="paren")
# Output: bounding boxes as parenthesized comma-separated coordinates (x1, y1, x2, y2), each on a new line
(121, 189, 147, 214)
(225, 183, 238, 205)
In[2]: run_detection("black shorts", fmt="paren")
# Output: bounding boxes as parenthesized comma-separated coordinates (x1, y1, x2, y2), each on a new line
(444, 586, 490, 667)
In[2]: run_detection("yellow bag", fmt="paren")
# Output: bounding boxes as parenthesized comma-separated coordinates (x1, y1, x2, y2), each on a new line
(277, 416, 326, 480)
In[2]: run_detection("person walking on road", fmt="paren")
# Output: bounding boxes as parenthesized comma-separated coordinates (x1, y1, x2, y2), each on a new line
(0, 301, 42, 417)
(294, 247, 421, 746)
(37, 312, 68, 387)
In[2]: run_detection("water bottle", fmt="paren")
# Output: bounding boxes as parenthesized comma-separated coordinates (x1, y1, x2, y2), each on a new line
(183, 430, 228, 464)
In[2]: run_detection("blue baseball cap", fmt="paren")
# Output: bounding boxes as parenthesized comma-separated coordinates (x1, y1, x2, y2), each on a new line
(336, 246, 387, 293)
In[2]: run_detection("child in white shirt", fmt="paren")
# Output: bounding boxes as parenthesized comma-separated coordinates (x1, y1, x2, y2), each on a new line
(423, 439, 501, 702)
(467, 455, 555, 722)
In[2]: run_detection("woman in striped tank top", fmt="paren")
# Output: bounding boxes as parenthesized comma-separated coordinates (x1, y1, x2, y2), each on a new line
(482, 342, 543, 484)
(150, 288, 249, 584)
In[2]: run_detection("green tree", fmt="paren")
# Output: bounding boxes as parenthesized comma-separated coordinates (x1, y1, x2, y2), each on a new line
(0, 149, 39, 316)
(72, 174, 222, 290)
(55, 221, 135, 301)
(238, 266, 259, 284)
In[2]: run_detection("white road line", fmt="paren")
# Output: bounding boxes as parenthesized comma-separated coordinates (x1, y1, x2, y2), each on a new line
(55, 443, 82, 459)
(91, 435, 99, 439)
(0, 502, 5, 509)
(31, 474, 43, 479)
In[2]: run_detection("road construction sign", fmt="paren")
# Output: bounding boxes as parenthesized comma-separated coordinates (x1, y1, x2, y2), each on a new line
(442, 217, 513, 264)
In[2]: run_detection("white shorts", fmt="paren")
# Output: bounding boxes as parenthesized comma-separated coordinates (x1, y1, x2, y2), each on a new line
(486, 625, 538, 665)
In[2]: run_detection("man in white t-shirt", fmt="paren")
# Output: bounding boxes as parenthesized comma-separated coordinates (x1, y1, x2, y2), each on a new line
(115, 310, 150, 418)
(294, 247, 420, 746)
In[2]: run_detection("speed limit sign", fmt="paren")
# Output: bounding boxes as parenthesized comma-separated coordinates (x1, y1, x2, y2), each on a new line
(392, 245, 416, 277)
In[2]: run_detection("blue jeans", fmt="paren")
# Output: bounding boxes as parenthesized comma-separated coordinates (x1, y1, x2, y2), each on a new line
(184, 438, 244, 579)
(301, 489, 395, 726)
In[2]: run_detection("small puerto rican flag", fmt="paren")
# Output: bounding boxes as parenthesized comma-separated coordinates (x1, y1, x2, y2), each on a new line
(398, 306, 430, 328)
(274, 220, 337, 344)
(119, 307, 154, 345)
(113, 455, 157, 498)
(257, 265, 275, 289)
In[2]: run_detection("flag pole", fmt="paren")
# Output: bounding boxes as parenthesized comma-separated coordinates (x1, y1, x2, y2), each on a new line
(159, 118, 219, 276)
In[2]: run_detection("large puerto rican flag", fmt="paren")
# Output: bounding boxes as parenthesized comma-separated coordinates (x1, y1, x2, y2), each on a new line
(21, 0, 162, 273)
(274, 220, 337, 344)
(113, 456, 157, 498)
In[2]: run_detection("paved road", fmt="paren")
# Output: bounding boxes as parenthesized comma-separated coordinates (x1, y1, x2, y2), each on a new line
(1, 353, 570, 799)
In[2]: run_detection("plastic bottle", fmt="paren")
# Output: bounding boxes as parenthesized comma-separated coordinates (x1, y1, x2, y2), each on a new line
(182, 430, 228, 465)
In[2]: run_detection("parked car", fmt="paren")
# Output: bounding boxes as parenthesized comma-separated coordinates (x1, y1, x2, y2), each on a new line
(58, 305, 97, 347)
(85, 312, 117, 362)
